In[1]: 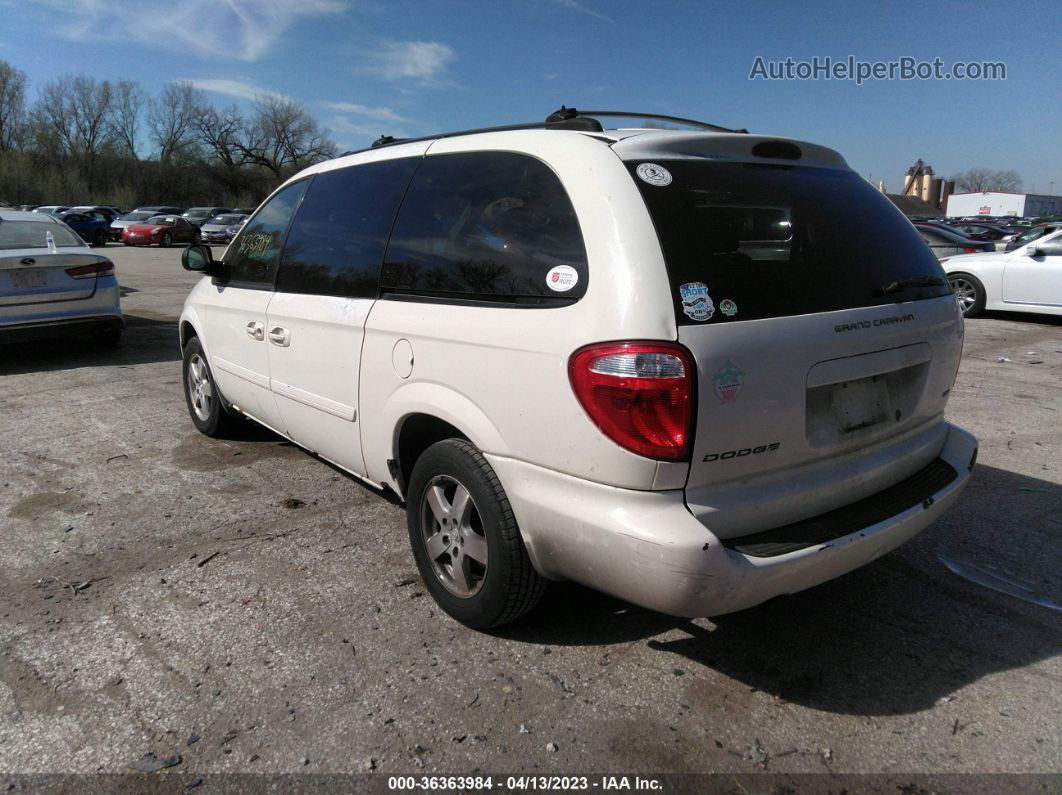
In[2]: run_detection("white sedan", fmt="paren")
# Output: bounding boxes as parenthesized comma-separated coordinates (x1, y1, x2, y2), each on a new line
(0, 210, 123, 343)
(942, 228, 1062, 317)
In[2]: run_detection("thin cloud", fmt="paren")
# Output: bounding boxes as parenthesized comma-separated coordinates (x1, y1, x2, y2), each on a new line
(183, 78, 286, 102)
(551, 0, 615, 25)
(329, 115, 410, 142)
(322, 101, 409, 123)
(365, 40, 455, 82)
(33, 0, 345, 61)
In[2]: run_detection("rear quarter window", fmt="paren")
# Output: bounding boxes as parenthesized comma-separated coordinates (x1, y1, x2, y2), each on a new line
(381, 151, 587, 305)
(629, 161, 951, 324)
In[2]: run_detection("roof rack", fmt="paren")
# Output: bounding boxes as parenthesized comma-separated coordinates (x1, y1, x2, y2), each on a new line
(546, 106, 746, 134)
(334, 106, 744, 157)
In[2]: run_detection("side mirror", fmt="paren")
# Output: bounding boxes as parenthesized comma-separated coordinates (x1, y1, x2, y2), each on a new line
(182, 244, 223, 276)
(1026, 246, 1045, 258)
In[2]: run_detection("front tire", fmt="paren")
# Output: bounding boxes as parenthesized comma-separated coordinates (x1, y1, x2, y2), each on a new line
(948, 272, 986, 317)
(406, 439, 545, 628)
(182, 337, 240, 437)
(160, 232, 172, 248)
(93, 230, 107, 247)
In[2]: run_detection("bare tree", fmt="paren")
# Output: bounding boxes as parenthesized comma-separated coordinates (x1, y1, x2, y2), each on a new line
(236, 94, 336, 178)
(32, 74, 113, 191)
(0, 60, 27, 152)
(195, 103, 252, 198)
(108, 80, 145, 160)
(196, 103, 246, 169)
(148, 81, 203, 163)
(953, 168, 1023, 193)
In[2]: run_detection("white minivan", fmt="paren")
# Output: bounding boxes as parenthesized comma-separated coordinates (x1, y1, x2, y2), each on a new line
(179, 110, 977, 628)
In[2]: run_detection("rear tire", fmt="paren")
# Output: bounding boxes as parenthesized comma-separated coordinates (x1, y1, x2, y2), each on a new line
(948, 272, 986, 317)
(406, 439, 545, 629)
(182, 337, 241, 437)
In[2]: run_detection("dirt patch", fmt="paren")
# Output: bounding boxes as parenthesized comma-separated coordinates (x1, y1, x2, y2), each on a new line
(170, 434, 295, 473)
(7, 491, 90, 519)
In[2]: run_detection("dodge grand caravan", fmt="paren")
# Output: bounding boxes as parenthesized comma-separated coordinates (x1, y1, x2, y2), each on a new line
(179, 109, 977, 628)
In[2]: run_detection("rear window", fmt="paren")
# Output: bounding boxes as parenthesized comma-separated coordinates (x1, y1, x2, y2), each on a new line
(381, 151, 587, 305)
(0, 221, 83, 249)
(628, 161, 951, 324)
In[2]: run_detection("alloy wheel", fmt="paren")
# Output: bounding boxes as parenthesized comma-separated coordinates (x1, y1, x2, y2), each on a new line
(419, 475, 489, 598)
(186, 353, 213, 422)
(949, 277, 977, 313)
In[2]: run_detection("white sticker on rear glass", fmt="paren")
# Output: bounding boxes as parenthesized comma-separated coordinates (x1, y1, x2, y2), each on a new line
(546, 265, 579, 292)
(679, 282, 714, 321)
(636, 162, 673, 187)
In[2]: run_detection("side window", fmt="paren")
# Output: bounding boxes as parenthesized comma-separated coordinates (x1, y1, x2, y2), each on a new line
(381, 151, 587, 303)
(226, 179, 310, 287)
(277, 157, 420, 299)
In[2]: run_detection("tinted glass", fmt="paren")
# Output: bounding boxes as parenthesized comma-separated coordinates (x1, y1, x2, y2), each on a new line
(918, 229, 950, 244)
(278, 157, 419, 299)
(0, 221, 83, 249)
(629, 161, 951, 324)
(382, 151, 587, 304)
(226, 180, 309, 286)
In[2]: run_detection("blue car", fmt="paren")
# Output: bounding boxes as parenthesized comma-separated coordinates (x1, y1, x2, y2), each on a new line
(56, 211, 112, 248)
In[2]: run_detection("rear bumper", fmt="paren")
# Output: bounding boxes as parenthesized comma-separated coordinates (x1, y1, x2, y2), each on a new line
(487, 422, 977, 617)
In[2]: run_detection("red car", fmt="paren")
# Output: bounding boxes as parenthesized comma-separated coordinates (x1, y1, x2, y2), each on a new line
(121, 214, 201, 247)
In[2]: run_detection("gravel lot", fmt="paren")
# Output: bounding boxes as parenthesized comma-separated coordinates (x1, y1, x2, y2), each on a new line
(1, 244, 1059, 787)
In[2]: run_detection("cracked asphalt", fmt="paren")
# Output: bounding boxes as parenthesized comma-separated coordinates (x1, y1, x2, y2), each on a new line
(0, 245, 1059, 787)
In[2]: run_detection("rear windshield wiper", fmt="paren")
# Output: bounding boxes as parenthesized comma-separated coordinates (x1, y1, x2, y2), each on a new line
(876, 276, 945, 296)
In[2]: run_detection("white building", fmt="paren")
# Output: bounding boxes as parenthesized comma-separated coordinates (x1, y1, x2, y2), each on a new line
(946, 191, 1062, 218)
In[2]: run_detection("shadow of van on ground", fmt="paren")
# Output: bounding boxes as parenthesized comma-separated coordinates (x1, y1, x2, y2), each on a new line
(497, 463, 1061, 716)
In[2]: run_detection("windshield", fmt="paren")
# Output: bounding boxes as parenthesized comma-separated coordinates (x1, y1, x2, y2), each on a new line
(628, 160, 951, 324)
(0, 221, 84, 250)
(184, 208, 213, 218)
(120, 211, 154, 222)
(209, 214, 243, 225)
(146, 215, 175, 225)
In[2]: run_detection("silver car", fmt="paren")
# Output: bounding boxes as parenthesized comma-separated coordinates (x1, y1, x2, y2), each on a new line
(198, 213, 248, 244)
(0, 211, 122, 344)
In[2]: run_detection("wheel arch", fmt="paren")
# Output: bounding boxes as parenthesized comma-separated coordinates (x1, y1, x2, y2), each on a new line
(178, 309, 208, 357)
(384, 386, 509, 498)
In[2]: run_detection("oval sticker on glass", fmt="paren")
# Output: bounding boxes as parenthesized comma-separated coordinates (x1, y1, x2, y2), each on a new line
(636, 162, 673, 187)
(546, 265, 579, 292)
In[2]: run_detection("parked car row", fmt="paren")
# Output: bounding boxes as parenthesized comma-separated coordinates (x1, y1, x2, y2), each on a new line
(24, 203, 257, 245)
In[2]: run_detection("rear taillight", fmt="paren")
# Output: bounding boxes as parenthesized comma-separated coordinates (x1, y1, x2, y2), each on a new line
(65, 260, 115, 279)
(961, 246, 977, 254)
(569, 341, 694, 461)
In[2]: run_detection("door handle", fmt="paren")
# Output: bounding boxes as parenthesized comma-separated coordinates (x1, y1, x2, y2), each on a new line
(267, 326, 290, 347)
(246, 321, 264, 341)
(20, 257, 36, 266)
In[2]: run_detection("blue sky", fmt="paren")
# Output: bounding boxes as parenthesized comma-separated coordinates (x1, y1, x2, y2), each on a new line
(4, 0, 1061, 193)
